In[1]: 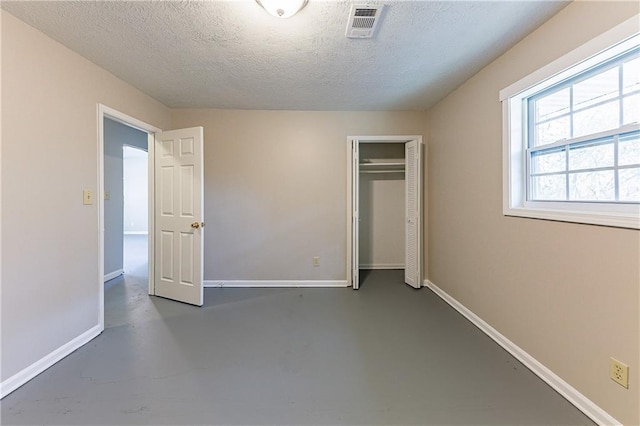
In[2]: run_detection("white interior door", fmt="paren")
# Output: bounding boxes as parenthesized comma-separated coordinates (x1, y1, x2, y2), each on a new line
(352, 140, 360, 290)
(405, 140, 421, 289)
(154, 127, 204, 306)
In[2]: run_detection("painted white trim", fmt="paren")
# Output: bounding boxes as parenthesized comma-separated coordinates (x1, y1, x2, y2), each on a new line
(346, 135, 424, 289)
(204, 280, 349, 288)
(359, 264, 404, 270)
(424, 279, 621, 426)
(123, 231, 148, 235)
(147, 132, 156, 297)
(99, 105, 161, 134)
(103, 269, 124, 282)
(0, 325, 101, 399)
(499, 16, 639, 100)
(0, 17, 3, 405)
(504, 205, 640, 229)
(347, 135, 423, 143)
(500, 17, 640, 230)
(97, 106, 105, 332)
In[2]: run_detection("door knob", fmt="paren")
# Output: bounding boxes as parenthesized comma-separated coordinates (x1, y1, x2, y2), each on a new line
(191, 222, 205, 229)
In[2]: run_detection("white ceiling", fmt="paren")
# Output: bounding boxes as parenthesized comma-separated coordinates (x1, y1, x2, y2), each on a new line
(2, 0, 569, 111)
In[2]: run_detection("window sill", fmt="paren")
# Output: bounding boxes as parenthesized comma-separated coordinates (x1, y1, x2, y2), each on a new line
(504, 205, 639, 229)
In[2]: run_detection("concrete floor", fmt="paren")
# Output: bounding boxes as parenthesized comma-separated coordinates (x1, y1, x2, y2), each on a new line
(1, 236, 595, 425)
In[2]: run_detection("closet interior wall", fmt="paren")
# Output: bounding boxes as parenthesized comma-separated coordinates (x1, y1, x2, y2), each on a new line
(359, 143, 406, 270)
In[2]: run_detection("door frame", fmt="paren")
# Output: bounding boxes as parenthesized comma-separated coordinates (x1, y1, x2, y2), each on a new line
(97, 104, 161, 331)
(346, 135, 424, 289)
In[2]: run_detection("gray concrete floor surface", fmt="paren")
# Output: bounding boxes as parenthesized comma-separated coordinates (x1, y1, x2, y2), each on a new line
(1, 235, 595, 425)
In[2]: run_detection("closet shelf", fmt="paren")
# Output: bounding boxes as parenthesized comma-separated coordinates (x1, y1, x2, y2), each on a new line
(359, 159, 405, 172)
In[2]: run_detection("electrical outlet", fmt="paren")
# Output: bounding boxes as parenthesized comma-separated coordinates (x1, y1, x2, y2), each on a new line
(313, 256, 320, 267)
(610, 357, 629, 388)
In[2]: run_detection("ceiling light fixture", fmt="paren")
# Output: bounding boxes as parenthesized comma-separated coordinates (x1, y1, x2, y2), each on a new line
(255, 0, 309, 18)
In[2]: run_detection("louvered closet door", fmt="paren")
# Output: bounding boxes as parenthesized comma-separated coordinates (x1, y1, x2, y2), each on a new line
(404, 140, 421, 288)
(154, 127, 204, 306)
(352, 140, 360, 290)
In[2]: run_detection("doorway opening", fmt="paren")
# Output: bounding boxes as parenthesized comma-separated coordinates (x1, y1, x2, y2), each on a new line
(102, 118, 151, 328)
(347, 136, 423, 290)
(98, 105, 206, 331)
(98, 105, 160, 331)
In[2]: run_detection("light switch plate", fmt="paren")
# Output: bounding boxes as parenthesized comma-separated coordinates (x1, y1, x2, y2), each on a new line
(83, 190, 93, 205)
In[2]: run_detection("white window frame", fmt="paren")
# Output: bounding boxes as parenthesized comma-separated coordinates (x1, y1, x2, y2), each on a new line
(500, 15, 640, 230)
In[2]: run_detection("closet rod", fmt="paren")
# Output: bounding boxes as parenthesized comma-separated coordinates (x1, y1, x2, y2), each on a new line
(360, 162, 405, 167)
(360, 170, 405, 174)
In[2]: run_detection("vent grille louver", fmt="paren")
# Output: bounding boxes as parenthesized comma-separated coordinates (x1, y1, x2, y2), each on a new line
(352, 17, 375, 29)
(351, 18, 376, 28)
(346, 5, 384, 39)
(354, 8, 376, 17)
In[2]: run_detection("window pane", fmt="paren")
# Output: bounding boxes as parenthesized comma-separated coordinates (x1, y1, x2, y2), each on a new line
(619, 167, 640, 202)
(623, 93, 639, 125)
(534, 116, 570, 146)
(531, 149, 566, 174)
(573, 100, 619, 138)
(573, 67, 619, 110)
(619, 133, 640, 166)
(531, 174, 566, 200)
(568, 140, 614, 171)
(535, 88, 570, 122)
(569, 170, 615, 201)
(623, 56, 640, 95)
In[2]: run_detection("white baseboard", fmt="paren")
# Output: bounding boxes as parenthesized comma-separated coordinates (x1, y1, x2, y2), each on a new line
(204, 280, 349, 288)
(104, 269, 124, 282)
(360, 264, 404, 270)
(124, 231, 148, 235)
(0, 324, 101, 399)
(424, 280, 620, 426)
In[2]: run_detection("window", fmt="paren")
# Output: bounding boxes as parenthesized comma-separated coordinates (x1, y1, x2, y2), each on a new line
(501, 18, 640, 229)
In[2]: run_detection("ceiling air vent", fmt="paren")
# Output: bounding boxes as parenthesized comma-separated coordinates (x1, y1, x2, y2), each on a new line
(345, 4, 384, 39)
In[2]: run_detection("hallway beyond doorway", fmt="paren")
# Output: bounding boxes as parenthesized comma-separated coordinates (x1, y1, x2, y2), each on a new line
(104, 234, 148, 329)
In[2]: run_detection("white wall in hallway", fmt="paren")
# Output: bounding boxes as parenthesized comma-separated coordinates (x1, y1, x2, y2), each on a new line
(103, 119, 147, 277)
(123, 146, 148, 235)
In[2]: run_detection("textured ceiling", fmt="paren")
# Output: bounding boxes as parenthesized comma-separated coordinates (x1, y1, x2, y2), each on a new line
(2, 0, 569, 110)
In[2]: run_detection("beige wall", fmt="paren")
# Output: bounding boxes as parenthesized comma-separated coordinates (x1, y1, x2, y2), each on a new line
(1, 11, 171, 381)
(426, 2, 640, 424)
(6, 2, 635, 422)
(172, 109, 426, 281)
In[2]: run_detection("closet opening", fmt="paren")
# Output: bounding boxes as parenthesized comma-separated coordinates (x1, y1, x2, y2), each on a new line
(347, 136, 423, 290)
(359, 143, 406, 288)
